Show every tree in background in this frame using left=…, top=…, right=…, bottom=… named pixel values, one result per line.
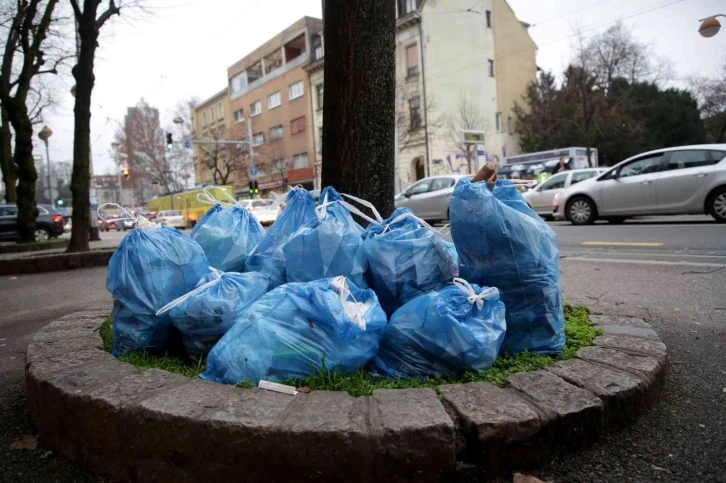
left=689, top=61, right=726, bottom=144
left=395, top=79, right=441, bottom=155
left=514, top=22, right=702, bottom=166
left=164, top=97, right=198, bottom=189
left=195, top=124, right=247, bottom=186
left=113, top=99, right=174, bottom=193
left=67, top=0, right=122, bottom=253
left=321, top=0, right=396, bottom=217
left=446, top=92, right=488, bottom=174
left=0, top=0, right=65, bottom=242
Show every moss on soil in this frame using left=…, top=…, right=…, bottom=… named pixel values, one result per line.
left=98, top=304, right=600, bottom=397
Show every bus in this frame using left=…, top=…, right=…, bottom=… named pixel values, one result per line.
left=148, top=185, right=234, bottom=228
left=499, top=147, right=599, bottom=183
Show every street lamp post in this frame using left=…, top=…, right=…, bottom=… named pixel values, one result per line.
left=699, top=14, right=724, bottom=38
left=112, top=142, right=121, bottom=204
left=172, top=116, right=184, bottom=191
left=38, top=126, right=53, bottom=205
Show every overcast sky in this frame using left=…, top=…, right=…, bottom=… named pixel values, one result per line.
left=40, top=0, right=725, bottom=175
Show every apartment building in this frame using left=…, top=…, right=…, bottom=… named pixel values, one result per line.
left=392, top=0, right=537, bottom=190
left=191, top=88, right=234, bottom=188
left=227, top=17, right=322, bottom=196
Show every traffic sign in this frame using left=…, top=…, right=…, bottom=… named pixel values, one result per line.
left=184, top=139, right=192, bottom=149
left=250, top=167, right=259, bottom=176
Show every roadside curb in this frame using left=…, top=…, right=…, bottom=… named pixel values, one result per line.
left=0, top=239, right=68, bottom=254
left=0, top=250, right=114, bottom=276
left=25, top=311, right=666, bottom=482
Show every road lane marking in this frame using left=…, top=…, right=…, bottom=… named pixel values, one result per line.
left=564, top=257, right=725, bottom=268
left=581, top=241, right=664, bottom=247
left=562, top=251, right=726, bottom=259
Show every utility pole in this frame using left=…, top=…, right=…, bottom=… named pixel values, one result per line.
left=38, top=126, right=53, bottom=204
left=246, top=116, right=254, bottom=169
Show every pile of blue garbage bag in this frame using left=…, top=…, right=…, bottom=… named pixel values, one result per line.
left=105, top=180, right=564, bottom=385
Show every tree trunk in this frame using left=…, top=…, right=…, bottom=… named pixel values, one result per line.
left=67, top=16, right=98, bottom=253
left=0, top=107, right=16, bottom=202
left=14, top=114, right=38, bottom=243
left=321, top=0, right=396, bottom=218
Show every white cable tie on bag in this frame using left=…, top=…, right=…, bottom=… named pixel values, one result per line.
left=337, top=200, right=380, bottom=225
left=155, top=268, right=224, bottom=316
left=331, top=276, right=366, bottom=330
left=315, top=193, right=334, bottom=222
left=380, top=211, right=442, bottom=237
left=340, top=193, right=383, bottom=223
left=195, top=187, right=239, bottom=209
left=452, top=278, right=499, bottom=310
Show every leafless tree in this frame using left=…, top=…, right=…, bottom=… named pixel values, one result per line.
left=258, top=139, right=287, bottom=191
left=113, top=99, right=175, bottom=194
left=689, top=60, right=726, bottom=143
left=445, top=92, right=488, bottom=174
left=395, top=79, right=442, bottom=153
left=196, top=123, right=248, bottom=186
left=163, top=97, right=198, bottom=188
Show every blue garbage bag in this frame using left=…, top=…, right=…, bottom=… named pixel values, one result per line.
left=450, top=178, right=564, bottom=355
left=371, top=279, right=507, bottom=379
left=245, top=187, right=316, bottom=288
left=106, top=223, right=210, bottom=357
left=201, top=276, right=387, bottom=385
left=158, top=270, right=270, bottom=359
left=190, top=201, right=264, bottom=272
left=362, top=207, right=459, bottom=316
left=282, top=187, right=368, bottom=288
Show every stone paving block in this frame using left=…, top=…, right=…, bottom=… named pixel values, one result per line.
left=439, top=382, right=541, bottom=445
left=593, top=334, right=666, bottom=361
left=33, top=324, right=100, bottom=342
left=370, top=388, right=455, bottom=482
left=590, top=314, right=660, bottom=340
left=547, top=358, right=649, bottom=424
left=508, top=370, right=604, bottom=439
left=26, top=336, right=103, bottom=362
left=439, top=382, right=546, bottom=475
left=577, top=346, right=663, bottom=384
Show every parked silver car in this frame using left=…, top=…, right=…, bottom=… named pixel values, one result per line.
left=523, top=168, right=605, bottom=219
left=553, top=145, right=726, bottom=224
left=394, top=174, right=471, bottom=221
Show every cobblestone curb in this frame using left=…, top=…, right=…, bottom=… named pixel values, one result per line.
left=0, top=239, right=68, bottom=254
left=0, top=250, right=114, bottom=275
left=25, top=311, right=666, bottom=482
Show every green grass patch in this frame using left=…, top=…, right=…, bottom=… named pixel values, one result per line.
left=99, top=304, right=600, bottom=396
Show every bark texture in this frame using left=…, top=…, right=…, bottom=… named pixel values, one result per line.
left=320, top=0, right=396, bottom=218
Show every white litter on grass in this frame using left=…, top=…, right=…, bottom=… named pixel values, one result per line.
left=258, top=380, right=297, bottom=395
left=8, top=277, right=17, bottom=280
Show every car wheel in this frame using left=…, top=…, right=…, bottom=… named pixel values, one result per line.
left=606, top=217, right=626, bottom=224
left=567, top=197, right=597, bottom=225
left=34, top=227, right=51, bottom=241
left=709, top=186, right=726, bottom=222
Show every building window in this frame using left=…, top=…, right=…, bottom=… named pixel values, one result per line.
left=486, top=10, right=491, bottom=28
left=273, top=158, right=286, bottom=173
left=289, top=80, right=304, bottom=100
left=270, top=125, right=283, bottom=140
left=252, top=132, right=265, bottom=146
left=409, top=97, right=421, bottom=130
left=316, top=84, right=324, bottom=110
left=495, top=112, right=502, bottom=132
left=210, top=107, right=215, bottom=122
left=230, top=73, right=245, bottom=93
left=268, top=91, right=281, bottom=109
left=292, top=153, right=309, bottom=169
left=202, top=112, right=207, bottom=126
left=488, top=59, right=494, bottom=77
left=508, top=116, right=513, bottom=134
left=290, top=116, right=306, bottom=135
left=250, top=100, right=261, bottom=116
left=218, top=102, right=224, bottom=119
left=312, top=34, right=324, bottom=60
left=399, top=0, right=418, bottom=16
left=233, top=108, right=244, bottom=123
left=406, top=44, right=419, bottom=77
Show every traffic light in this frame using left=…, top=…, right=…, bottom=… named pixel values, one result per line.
left=166, top=132, right=173, bottom=151
left=55, top=197, right=64, bottom=207
left=248, top=180, right=254, bottom=195
left=253, top=179, right=259, bottom=194
left=123, top=167, right=129, bottom=179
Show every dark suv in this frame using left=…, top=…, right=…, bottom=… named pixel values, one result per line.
left=0, top=203, right=65, bottom=241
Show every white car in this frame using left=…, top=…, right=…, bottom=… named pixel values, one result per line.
left=237, top=199, right=272, bottom=213
left=553, top=144, right=726, bottom=224
left=253, top=205, right=280, bottom=226
left=154, top=210, right=186, bottom=229
left=523, top=168, right=606, bottom=219
left=395, top=174, right=471, bottom=221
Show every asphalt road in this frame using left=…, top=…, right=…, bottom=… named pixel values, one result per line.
left=1, top=216, right=725, bottom=482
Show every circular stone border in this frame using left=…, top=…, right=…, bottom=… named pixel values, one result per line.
left=25, top=310, right=666, bottom=483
